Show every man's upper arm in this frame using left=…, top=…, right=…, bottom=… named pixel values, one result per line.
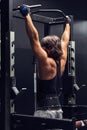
left=60, top=24, right=70, bottom=73
left=30, top=38, right=48, bottom=62
left=60, top=40, right=68, bottom=75
left=61, top=24, right=70, bottom=46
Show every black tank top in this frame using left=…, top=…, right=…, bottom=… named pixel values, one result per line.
left=37, top=63, right=62, bottom=109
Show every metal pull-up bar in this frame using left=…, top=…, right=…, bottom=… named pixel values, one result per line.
left=31, top=9, right=66, bottom=18
left=13, top=4, right=68, bottom=24
left=13, top=4, right=66, bottom=19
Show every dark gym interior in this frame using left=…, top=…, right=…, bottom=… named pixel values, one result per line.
left=0, top=0, right=87, bottom=130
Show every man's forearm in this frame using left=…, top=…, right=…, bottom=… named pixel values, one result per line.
left=25, top=14, right=39, bottom=41
left=61, top=23, right=70, bottom=44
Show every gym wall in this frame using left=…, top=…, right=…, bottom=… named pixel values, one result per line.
left=8, top=0, right=87, bottom=115
left=73, top=21, right=87, bottom=105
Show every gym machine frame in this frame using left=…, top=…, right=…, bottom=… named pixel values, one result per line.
left=1, top=1, right=86, bottom=130
left=13, top=5, right=77, bottom=130
left=13, top=6, right=75, bottom=109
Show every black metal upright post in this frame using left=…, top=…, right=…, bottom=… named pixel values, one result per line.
left=0, top=0, right=13, bottom=130
left=62, top=16, right=75, bottom=105
left=44, top=24, right=51, bottom=36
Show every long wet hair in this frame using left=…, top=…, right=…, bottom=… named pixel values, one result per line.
left=41, top=35, right=63, bottom=62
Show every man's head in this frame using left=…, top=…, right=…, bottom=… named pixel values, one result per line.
left=41, top=35, right=63, bottom=61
